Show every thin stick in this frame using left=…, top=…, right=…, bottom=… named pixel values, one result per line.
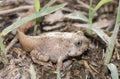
left=77, top=0, right=90, bottom=10
left=0, top=5, right=33, bottom=15
left=5, top=36, right=18, bottom=52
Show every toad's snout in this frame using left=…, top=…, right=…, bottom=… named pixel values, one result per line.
left=68, top=44, right=89, bottom=57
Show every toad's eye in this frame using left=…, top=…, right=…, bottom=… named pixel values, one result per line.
left=74, top=40, right=82, bottom=46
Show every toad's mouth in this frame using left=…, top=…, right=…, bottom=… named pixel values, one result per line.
left=68, top=51, right=83, bottom=57
left=68, top=48, right=88, bottom=57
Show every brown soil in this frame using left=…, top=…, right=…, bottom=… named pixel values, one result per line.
left=0, top=0, right=119, bottom=79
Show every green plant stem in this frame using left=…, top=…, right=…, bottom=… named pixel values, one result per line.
left=29, top=64, right=36, bottom=79
left=88, top=0, right=93, bottom=25
left=33, top=24, right=38, bottom=35
left=0, top=37, right=8, bottom=64
left=92, top=0, right=113, bottom=15
left=34, top=0, right=40, bottom=12
left=107, top=63, right=119, bottom=79
left=56, top=68, right=61, bottom=79
left=104, top=0, right=120, bottom=65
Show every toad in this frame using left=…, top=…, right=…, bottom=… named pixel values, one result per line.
left=17, top=30, right=89, bottom=69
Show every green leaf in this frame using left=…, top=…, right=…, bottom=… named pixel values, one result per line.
left=107, top=63, right=119, bottom=79
left=92, top=0, right=113, bottom=15
left=89, top=0, right=93, bottom=24
left=29, top=64, right=36, bottom=79
left=0, top=38, right=6, bottom=56
left=116, top=0, right=120, bottom=23
left=73, top=24, right=110, bottom=44
left=65, top=12, right=88, bottom=22
left=0, top=37, right=8, bottom=64
left=88, top=0, right=113, bottom=24
left=1, top=3, right=66, bottom=36
left=42, top=0, right=56, bottom=10
left=104, top=0, right=120, bottom=64
left=56, top=68, right=61, bottom=79
left=34, top=0, right=40, bottom=12
left=104, top=24, right=120, bottom=65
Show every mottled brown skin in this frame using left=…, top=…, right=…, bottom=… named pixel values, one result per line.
left=18, top=31, right=89, bottom=69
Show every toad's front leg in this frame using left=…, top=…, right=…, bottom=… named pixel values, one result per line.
left=30, top=49, right=52, bottom=66
left=57, top=55, right=68, bottom=70
left=57, top=56, right=73, bottom=78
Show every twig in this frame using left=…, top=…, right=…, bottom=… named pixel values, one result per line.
left=5, top=36, right=18, bottom=52
left=83, top=61, right=96, bottom=79
left=0, top=5, right=33, bottom=15
left=77, top=0, right=90, bottom=10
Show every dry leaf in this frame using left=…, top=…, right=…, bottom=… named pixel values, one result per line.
left=44, top=10, right=64, bottom=24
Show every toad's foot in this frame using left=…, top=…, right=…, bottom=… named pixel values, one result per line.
left=57, top=59, right=73, bottom=78
left=57, top=56, right=70, bottom=70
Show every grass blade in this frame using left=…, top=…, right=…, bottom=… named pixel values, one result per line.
left=65, top=12, right=88, bottom=22
left=0, top=37, right=8, bottom=64
left=89, top=0, right=93, bottom=24
left=56, top=68, right=61, bottom=79
left=104, top=0, right=120, bottom=65
left=73, top=24, right=110, bottom=44
left=0, top=38, right=6, bottom=56
left=89, top=0, right=113, bottom=24
left=92, top=0, right=113, bottom=15
left=34, top=0, right=40, bottom=12
left=107, top=63, right=119, bottom=79
left=42, top=0, right=56, bottom=10
left=29, top=64, right=36, bottom=79
left=1, top=3, right=66, bottom=36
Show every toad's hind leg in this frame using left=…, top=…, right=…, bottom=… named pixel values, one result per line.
left=30, top=49, right=52, bottom=66
left=30, top=49, right=50, bottom=63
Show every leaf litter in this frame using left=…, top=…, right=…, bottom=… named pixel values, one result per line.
left=0, top=0, right=120, bottom=79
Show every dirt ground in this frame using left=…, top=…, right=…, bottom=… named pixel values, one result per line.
left=0, top=0, right=120, bottom=79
